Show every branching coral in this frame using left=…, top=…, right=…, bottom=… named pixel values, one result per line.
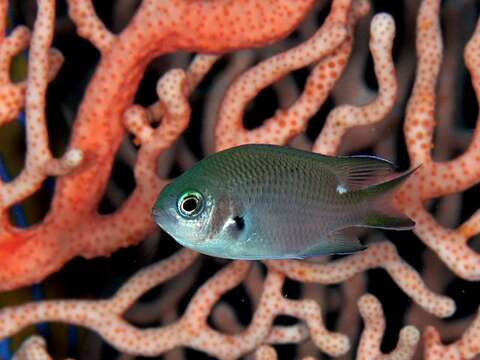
left=0, top=0, right=479, bottom=359
left=0, top=0, right=317, bottom=290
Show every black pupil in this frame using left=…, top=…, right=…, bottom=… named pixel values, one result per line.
left=182, top=197, right=198, bottom=213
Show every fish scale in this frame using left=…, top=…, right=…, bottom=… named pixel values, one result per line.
left=152, top=144, right=416, bottom=260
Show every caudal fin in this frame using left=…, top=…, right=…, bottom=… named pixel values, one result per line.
left=359, top=166, right=419, bottom=230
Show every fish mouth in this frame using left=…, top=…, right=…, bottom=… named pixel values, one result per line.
left=151, top=207, right=177, bottom=235
left=151, top=207, right=165, bottom=224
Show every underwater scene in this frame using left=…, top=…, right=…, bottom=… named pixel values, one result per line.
left=0, top=0, right=479, bottom=359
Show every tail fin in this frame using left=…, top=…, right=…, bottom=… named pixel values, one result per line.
left=358, top=166, right=419, bottom=230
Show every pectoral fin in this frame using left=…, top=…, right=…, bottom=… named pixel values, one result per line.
left=296, top=230, right=366, bottom=258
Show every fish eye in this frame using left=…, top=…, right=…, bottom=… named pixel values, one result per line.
left=177, top=191, right=204, bottom=218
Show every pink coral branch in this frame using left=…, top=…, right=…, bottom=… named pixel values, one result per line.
left=458, top=209, right=480, bottom=240
left=0, top=26, right=32, bottom=125
left=202, top=51, right=255, bottom=155
left=0, top=0, right=83, bottom=208
left=357, top=294, right=420, bottom=359
left=0, top=0, right=479, bottom=358
left=148, top=54, right=221, bottom=123
left=255, top=345, right=278, bottom=360
left=403, top=0, right=442, bottom=166
left=67, top=0, right=115, bottom=52
left=0, top=253, right=347, bottom=358
left=0, top=27, right=63, bottom=126
left=424, top=308, right=480, bottom=359
left=394, top=0, right=480, bottom=281
left=12, top=335, right=54, bottom=360
left=0, top=0, right=317, bottom=291
left=214, top=0, right=356, bottom=150
left=81, top=69, right=191, bottom=258
left=265, top=242, right=455, bottom=318
left=314, top=13, right=397, bottom=155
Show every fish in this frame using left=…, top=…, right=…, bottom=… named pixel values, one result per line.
left=151, top=144, right=416, bottom=260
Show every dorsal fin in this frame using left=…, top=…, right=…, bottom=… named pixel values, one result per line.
left=328, top=155, right=397, bottom=191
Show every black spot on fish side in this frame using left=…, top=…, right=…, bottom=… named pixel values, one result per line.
left=233, top=216, right=245, bottom=231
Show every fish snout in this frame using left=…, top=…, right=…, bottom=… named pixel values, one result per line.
left=151, top=206, right=167, bottom=225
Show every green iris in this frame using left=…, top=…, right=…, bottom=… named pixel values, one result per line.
left=177, top=191, right=204, bottom=218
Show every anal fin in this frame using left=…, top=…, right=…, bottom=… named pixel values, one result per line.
left=364, top=212, right=415, bottom=230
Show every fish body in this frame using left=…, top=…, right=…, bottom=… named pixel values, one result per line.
left=152, top=144, right=415, bottom=260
